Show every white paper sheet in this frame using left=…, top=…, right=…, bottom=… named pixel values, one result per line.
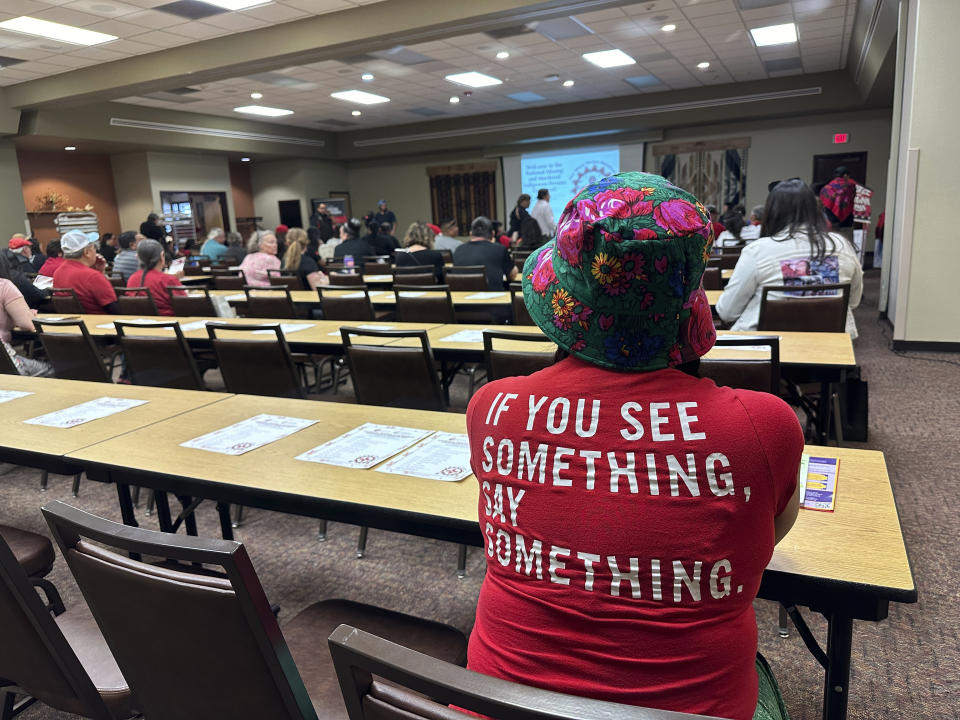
left=364, top=274, right=392, bottom=282
left=251, top=323, right=314, bottom=335
left=0, top=390, right=32, bottom=404
left=180, top=414, right=317, bottom=455
left=295, top=423, right=433, bottom=469
left=95, top=318, right=166, bottom=329
left=397, top=291, right=427, bottom=298
left=24, top=397, right=149, bottom=428
left=175, top=320, right=210, bottom=332
left=375, top=431, right=472, bottom=482
left=33, top=275, right=54, bottom=289
left=225, top=293, right=246, bottom=301
left=166, top=258, right=186, bottom=275
left=328, top=324, right=395, bottom=336
left=463, top=292, right=505, bottom=300
left=437, top=329, right=489, bottom=344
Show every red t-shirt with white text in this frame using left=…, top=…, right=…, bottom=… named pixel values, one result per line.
left=465, top=357, right=803, bottom=720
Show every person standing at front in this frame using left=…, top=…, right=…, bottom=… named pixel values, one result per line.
left=529, top=187, right=557, bottom=238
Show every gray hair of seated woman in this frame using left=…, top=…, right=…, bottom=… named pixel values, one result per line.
left=136, top=238, right=165, bottom=270
left=247, top=229, right=276, bottom=253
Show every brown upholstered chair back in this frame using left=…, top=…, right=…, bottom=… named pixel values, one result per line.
left=41, top=501, right=319, bottom=720
left=393, top=265, right=434, bottom=275
left=34, top=319, right=112, bottom=382
left=51, top=288, right=85, bottom=315
left=0, top=527, right=116, bottom=720
left=482, top=330, right=554, bottom=381
left=207, top=323, right=306, bottom=398
left=319, top=288, right=376, bottom=321
left=116, top=287, right=159, bottom=316
left=699, top=336, right=780, bottom=395
left=393, top=266, right=436, bottom=286
left=701, top=267, right=722, bottom=291
left=341, top=328, right=444, bottom=411
left=115, top=321, right=205, bottom=390
left=108, top=275, right=125, bottom=289
left=244, top=286, right=298, bottom=319
left=267, top=270, right=304, bottom=291
left=328, top=625, right=719, bottom=720
left=363, top=255, right=391, bottom=267
left=508, top=283, right=534, bottom=325
left=0, top=341, right=19, bottom=374
left=394, top=286, right=455, bottom=323
left=438, top=249, right=453, bottom=264
left=512, top=250, right=532, bottom=272
left=214, top=275, right=246, bottom=290
left=443, top=267, right=487, bottom=292
left=758, top=283, right=850, bottom=333
left=167, top=286, right=218, bottom=317
left=328, top=273, right=365, bottom=287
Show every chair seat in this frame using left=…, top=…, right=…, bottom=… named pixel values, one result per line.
left=284, top=598, right=468, bottom=719
left=0, top=524, right=55, bottom=577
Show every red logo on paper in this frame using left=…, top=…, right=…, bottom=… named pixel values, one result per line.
left=354, top=455, right=375, bottom=465
left=231, top=442, right=253, bottom=451
left=441, top=466, right=464, bottom=477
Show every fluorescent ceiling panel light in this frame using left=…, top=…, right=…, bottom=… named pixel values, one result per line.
left=330, top=89, right=390, bottom=105
left=0, top=16, right=117, bottom=46
left=233, top=105, right=294, bottom=117
left=582, top=49, right=636, bottom=68
left=199, top=0, right=271, bottom=9
left=625, top=74, right=662, bottom=88
left=750, top=23, right=797, bottom=47
left=445, top=71, right=502, bottom=88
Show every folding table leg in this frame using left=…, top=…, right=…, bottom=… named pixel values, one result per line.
left=116, top=483, right=139, bottom=529
left=356, top=527, right=368, bottom=558
left=456, top=544, right=467, bottom=578
left=216, top=502, right=234, bottom=541
left=71, top=473, right=81, bottom=497
left=822, top=613, right=853, bottom=720
left=778, top=604, right=790, bottom=637
left=39, top=470, right=48, bottom=491
left=317, top=519, right=328, bottom=541
left=153, top=491, right=174, bottom=533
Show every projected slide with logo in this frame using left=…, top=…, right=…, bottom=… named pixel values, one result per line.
left=521, top=147, right=620, bottom=222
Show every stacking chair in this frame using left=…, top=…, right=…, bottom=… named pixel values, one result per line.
left=482, top=329, right=554, bottom=381
left=393, top=285, right=455, bottom=323
left=50, top=288, right=84, bottom=315
left=512, top=249, right=533, bottom=272
left=362, top=255, right=392, bottom=267
left=0, top=524, right=64, bottom=615
left=267, top=270, right=304, bottom=291
left=702, top=267, right=722, bottom=291
left=437, top=249, right=453, bottom=264
left=107, top=274, right=125, bottom=290
left=0, top=343, right=19, bottom=374
left=115, top=287, right=159, bottom=316
left=214, top=274, right=246, bottom=291
left=0, top=525, right=134, bottom=720
left=328, top=625, right=716, bottom=720
left=41, top=501, right=469, bottom=720
left=244, top=285, right=298, bottom=319
left=318, top=287, right=376, bottom=321
left=699, top=336, right=781, bottom=395
left=208, top=323, right=306, bottom=399
left=444, top=266, right=488, bottom=292
left=33, top=318, right=112, bottom=383
left=393, top=265, right=437, bottom=286
left=115, top=320, right=206, bottom=390
left=327, top=273, right=365, bottom=287
left=758, top=283, right=851, bottom=333
left=509, top=283, right=534, bottom=325
left=167, top=285, right=218, bottom=317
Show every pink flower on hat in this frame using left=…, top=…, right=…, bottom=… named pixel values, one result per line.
left=653, top=198, right=707, bottom=236
left=633, top=227, right=658, bottom=241
left=556, top=213, right=585, bottom=266
left=680, top=288, right=717, bottom=359
left=594, top=187, right=655, bottom=219
left=530, top=247, right=557, bottom=294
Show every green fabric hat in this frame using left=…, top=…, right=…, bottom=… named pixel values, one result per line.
left=522, top=171, right=716, bottom=371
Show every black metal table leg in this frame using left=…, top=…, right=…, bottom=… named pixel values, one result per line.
left=822, top=613, right=853, bottom=720
left=216, top=502, right=234, bottom=540
left=153, top=491, right=174, bottom=533
left=116, top=483, right=139, bottom=528
left=176, top=494, right=199, bottom=536
left=817, top=380, right=832, bottom=445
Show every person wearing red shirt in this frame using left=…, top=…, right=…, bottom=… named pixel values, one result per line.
left=38, top=239, right=65, bottom=277
left=126, top=238, right=185, bottom=316
left=465, top=172, right=801, bottom=720
left=52, top=230, right=119, bottom=314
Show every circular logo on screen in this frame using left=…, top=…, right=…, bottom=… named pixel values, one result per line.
left=569, top=161, right=618, bottom=194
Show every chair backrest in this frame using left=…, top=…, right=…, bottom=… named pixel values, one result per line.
left=51, top=288, right=85, bottom=315
left=42, top=501, right=319, bottom=720
left=393, top=265, right=436, bottom=286
left=34, top=319, right=112, bottom=382
left=167, top=286, right=218, bottom=317
left=244, top=286, right=297, bottom=319
left=699, top=336, right=780, bottom=395
left=701, top=267, right=722, bottom=291
left=214, top=274, right=246, bottom=290
left=482, top=330, right=554, bottom=381
left=758, top=283, right=851, bottom=333
left=328, top=272, right=365, bottom=287
left=115, top=320, right=205, bottom=390
left=328, top=625, right=718, bottom=720
left=512, top=250, right=532, bottom=272
left=207, top=323, right=306, bottom=399
left=438, top=249, right=453, bottom=263
left=444, top=266, right=487, bottom=292
left=709, top=254, right=738, bottom=270
left=319, top=287, right=376, bottom=321
left=116, top=286, right=159, bottom=316
left=362, top=255, right=391, bottom=266
left=393, top=265, right=434, bottom=275
left=0, top=341, right=19, bottom=374
left=107, top=274, right=125, bottom=289
left=341, top=328, right=444, bottom=411
left=267, top=270, right=304, bottom=291
left=394, top=285, right=455, bottom=323
left=508, top=283, right=534, bottom=325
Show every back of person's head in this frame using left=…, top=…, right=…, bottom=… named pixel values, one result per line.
left=403, top=222, right=434, bottom=249
left=440, top=218, right=457, bottom=234
left=761, top=178, right=833, bottom=259
left=136, top=238, right=164, bottom=271
left=470, top=216, right=493, bottom=239
left=46, top=239, right=62, bottom=258
left=102, top=233, right=113, bottom=242
left=147, top=212, right=159, bottom=223
left=227, top=230, right=243, bottom=247
left=706, top=204, right=719, bottom=219
left=207, top=227, right=224, bottom=242
left=306, top=226, right=320, bottom=248
left=379, top=221, right=393, bottom=234
left=247, top=229, right=274, bottom=253
left=282, top=228, right=307, bottom=270
left=343, top=217, right=363, bottom=240
left=520, top=216, right=543, bottom=246
left=834, top=165, right=849, bottom=177
left=517, top=193, right=531, bottom=206
left=118, top=230, right=137, bottom=250
left=723, top=212, right=746, bottom=239
left=750, top=204, right=764, bottom=223
left=537, top=188, right=549, bottom=200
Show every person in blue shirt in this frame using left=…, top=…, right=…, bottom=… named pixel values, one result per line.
left=199, top=228, right=228, bottom=261
left=373, top=200, right=397, bottom=235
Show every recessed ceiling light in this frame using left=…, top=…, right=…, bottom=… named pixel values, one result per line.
left=562, top=79, right=575, bottom=87
left=750, top=22, right=798, bottom=47
left=697, top=61, right=711, bottom=70
left=233, top=105, right=294, bottom=117
left=361, top=72, right=374, bottom=81
left=0, top=16, right=117, bottom=46
left=445, top=71, right=502, bottom=88
left=250, top=91, right=263, bottom=99
left=496, top=51, right=510, bottom=59
left=198, top=0, right=272, bottom=9
left=330, top=89, right=390, bottom=105
left=240, top=157, right=251, bottom=162
left=64, top=146, right=76, bottom=151
left=661, top=24, right=676, bottom=32
left=582, top=49, right=636, bottom=69
left=449, top=96, right=460, bottom=104
left=351, top=110, right=362, bottom=116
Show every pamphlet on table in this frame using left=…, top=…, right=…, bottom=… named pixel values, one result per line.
left=295, top=423, right=433, bottom=469
left=799, top=454, right=839, bottom=511
left=180, top=414, right=316, bottom=455
left=24, top=397, right=148, bottom=428
left=376, top=431, right=472, bottom=482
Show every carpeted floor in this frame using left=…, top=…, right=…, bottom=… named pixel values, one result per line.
left=2, top=270, right=957, bottom=719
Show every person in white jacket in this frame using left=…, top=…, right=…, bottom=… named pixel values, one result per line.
left=716, top=179, right=863, bottom=337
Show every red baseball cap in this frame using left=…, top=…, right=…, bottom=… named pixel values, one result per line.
left=8, top=237, right=31, bottom=250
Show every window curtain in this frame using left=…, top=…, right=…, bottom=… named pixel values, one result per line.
left=427, top=162, right=498, bottom=229
left=652, top=138, right=750, bottom=209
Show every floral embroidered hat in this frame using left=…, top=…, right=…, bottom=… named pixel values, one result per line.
left=522, top=171, right=716, bottom=371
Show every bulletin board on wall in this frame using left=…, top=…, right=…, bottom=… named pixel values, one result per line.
left=653, top=137, right=750, bottom=210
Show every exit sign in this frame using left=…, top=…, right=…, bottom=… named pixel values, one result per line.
left=833, top=132, right=849, bottom=144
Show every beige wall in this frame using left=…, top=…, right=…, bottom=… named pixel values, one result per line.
left=147, top=152, right=236, bottom=232
left=110, top=153, right=152, bottom=232
left=0, top=140, right=27, bottom=235
left=250, top=158, right=347, bottom=230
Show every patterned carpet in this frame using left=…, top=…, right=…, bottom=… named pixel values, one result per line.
left=2, top=270, right=957, bottom=719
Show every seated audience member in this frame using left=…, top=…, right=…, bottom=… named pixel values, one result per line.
left=333, top=218, right=375, bottom=264
left=452, top=216, right=518, bottom=290
left=371, top=221, right=399, bottom=256
left=716, top=212, right=746, bottom=248
left=282, top=227, right=328, bottom=290
left=433, top=218, right=461, bottom=252
left=465, top=171, right=801, bottom=720
left=112, top=231, right=142, bottom=281
left=716, top=178, right=863, bottom=337
left=139, top=212, right=165, bottom=243
left=394, top=222, right=444, bottom=281
left=0, top=252, right=52, bottom=376
left=706, top=203, right=725, bottom=239
left=518, top=215, right=546, bottom=250
left=491, top=220, right=512, bottom=248
left=52, top=230, right=120, bottom=314
left=126, top=238, right=185, bottom=316
left=199, top=227, right=228, bottom=262
left=221, top=231, right=247, bottom=265
left=359, top=216, right=380, bottom=248
left=38, top=240, right=65, bottom=277
left=304, top=227, right=322, bottom=266
left=239, top=230, right=281, bottom=287
left=6, top=236, right=35, bottom=273
left=29, top=237, right=47, bottom=272
left=740, top=205, right=764, bottom=241
left=274, top=224, right=289, bottom=258
left=2, top=243, right=48, bottom=309
left=98, top=233, right=117, bottom=264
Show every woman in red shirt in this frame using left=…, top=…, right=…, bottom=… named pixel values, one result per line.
left=126, top=238, right=185, bottom=316
left=465, top=172, right=801, bottom=720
